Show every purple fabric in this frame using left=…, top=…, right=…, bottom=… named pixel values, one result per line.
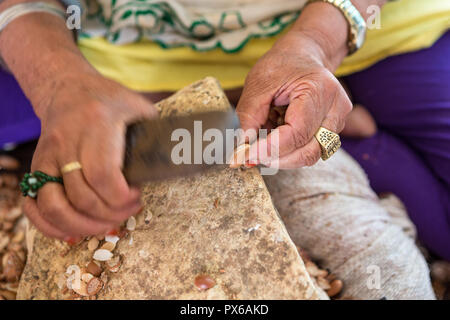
left=343, top=31, right=450, bottom=260
left=0, top=70, right=40, bottom=148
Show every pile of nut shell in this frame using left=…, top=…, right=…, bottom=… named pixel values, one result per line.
left=57, top=215, right=138, bottom=299
left=0, top=155, right=27, bottom=300
left=296, top=246, right=344, bottom=299
left=58, top=233, right=126, bottom=300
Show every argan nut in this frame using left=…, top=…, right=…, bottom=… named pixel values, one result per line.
left=126, top=216, right=136, bottom=231
left=4, top=282, right=18, bottom=293
left=86, top=261, right=103, bottom=277
left=1, top=174, right=18, bottom=189
left=305, top=261, right=328, bottom=278
left=325, top=273, right=337, bottom=282
left=268, top=108, right=279, bottom=124
left=0, top=234, right=9, bottom=252
left=11, top=231, right=24, bottom=243
left=0, top=289, right=16, bottom=300
left=93, top=249, right=113, bottom=261
left=87, top=237, right=99, bottom=251
left=144, top=209, right=153, bottom=224
left=2, top=251, right=24, bottom=282
left=71, top=280, right=88, bottom=296
left=229, top=144, right=250, bottom=168
left=0, top=189, right=17, bottom=207
left=81, top=273, right=94, bottom=283
left=194, top=275, right=216, bottom=291
left=105, top=235, right=119, bottom=244
left=100, top=241, right=115, bottom=252
left=273, top=105, right=287, bottom=116
left=106, top=255, right=121, bottom=273
left=0, top=155, right=20, bottom=170
left=2, top=221, right=13, bottom=232
left=326, top=279, right=343, bottom=298
left=15, top=250, right=25, bottom=262
left=55, top=273, right=66, bottom=290
left=316, top=277, right=331, bottom=290
left=87, top=277, right=103, bottom=296
left=5, top=206, right=22, bottom=222
left=276, top=116, right=285, bottom=126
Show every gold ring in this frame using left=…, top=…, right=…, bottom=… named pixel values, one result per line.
left=314, top=127, right=341, bottom=161
left=61, top=161, right=82, bottom=174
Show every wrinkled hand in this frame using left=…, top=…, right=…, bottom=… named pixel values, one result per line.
left=237, top=31, right=352, bottom=168
left=24, top=72, right=158, bottom=241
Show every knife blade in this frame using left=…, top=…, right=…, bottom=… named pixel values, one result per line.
left=123, top=109, right=240, bottom=185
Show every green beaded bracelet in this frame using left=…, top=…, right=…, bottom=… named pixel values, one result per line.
left=19, top=171, right=63, bottom=198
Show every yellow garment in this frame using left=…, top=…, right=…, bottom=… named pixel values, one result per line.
left=79, top=0, right=450, bottom=92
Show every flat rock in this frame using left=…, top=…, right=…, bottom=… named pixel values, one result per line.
left=17, top=77, right=324, bottom=300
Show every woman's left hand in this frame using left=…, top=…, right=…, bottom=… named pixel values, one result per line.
left=236, top=30, right=352, bottom=169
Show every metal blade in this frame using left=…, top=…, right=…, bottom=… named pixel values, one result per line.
left=123, top=109, right=240, bottom=185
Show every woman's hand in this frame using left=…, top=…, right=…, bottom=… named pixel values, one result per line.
left=236, top=0, right=387, bottom=168
left=237, top=30, right=352, bottom=169
left=0, top=3, right=158, bottom=241
left=23, top=72, right=158, bottom=241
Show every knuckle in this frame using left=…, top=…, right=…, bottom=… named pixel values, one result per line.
left=291, top=125, right=312, bottom=149
left=75, top=195, right=98, bottom=213
left=245, top=63, right=276, bottom=90
left=84, top=102, right=109, bottom=124
left=45, top=129, right=65, bottom=150
left=84, top=167, right=130, bottom=209
left=42, top=202, right=64, bottom=220
left=84, top=167, right=107, bottom=191
left=325, top=115, right=341, bottom=132
left=297, top=79, right=319, bottom=100
left=299, top=148, right=320, bottom=167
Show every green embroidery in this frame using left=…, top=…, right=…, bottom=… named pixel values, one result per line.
left=189, top=20, right=215, bottom=39
left=81, top=1, right=302, bottom=53
left=219, top=11, right=246, bottom=31
left=121, top=10, right=133, bottom=20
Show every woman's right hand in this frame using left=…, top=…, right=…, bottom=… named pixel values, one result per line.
left=23, top=71, right=158, bottom=242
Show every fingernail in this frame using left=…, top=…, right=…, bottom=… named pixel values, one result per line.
left=64, top=236, right=77, bottom=246
left=244, top=161, right=258, bottom=168
left=106, top=229, right=119, bottom=236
